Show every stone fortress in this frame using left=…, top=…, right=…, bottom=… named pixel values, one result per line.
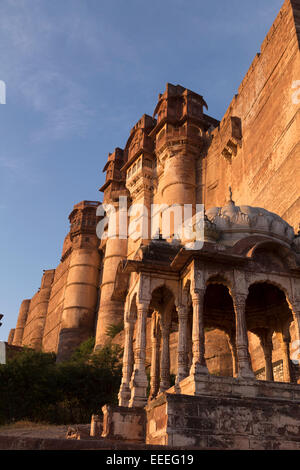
left=7, top=0, right=300, bottom=450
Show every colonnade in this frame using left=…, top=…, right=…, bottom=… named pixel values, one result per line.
left=119, top=287, right=268, bottom=407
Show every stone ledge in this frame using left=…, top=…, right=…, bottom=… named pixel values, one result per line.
left=146, top=391, right=300, bottom=449
left=167, top=373, right=300, bottom=401
left=102, top=405, right=146, bottom=442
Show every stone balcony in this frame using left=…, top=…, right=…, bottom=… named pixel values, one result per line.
left=125, top=154, right=155, bottom=196
left=155, top=123, right=204, bottom=153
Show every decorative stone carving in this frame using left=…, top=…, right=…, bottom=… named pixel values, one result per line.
left=149, top=312, right=161, bottom=401
left=118, top=312, right=135, bottom=407
left=129, top=302, right=149, bottom=407
left=159, top=320, right=171, bottom=393
left=232, top=293, right=255, bottom=380
left=206, top=192, right=295, bottom=245
left=190, top=289, right=208, bottom=376
left=176, top=305, right=190, bottom=383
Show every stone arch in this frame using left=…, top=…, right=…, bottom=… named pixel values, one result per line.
left=246, top=240, right=297, bottom=270
left=182, top=279, right=192, bottom=307
left=205, top=273, right=233, bottom=292
left=246, top=277, right=293, bottom=309
left=146, top=284, right=178, bottom=397
left=127, top=293, right=137, bottom=322
left=245, top=281, right=295, bottom=383
left=149, top=284, right=176, bottom=323
left=182, top=275, right=191, bottom=294
left=203, top=279, right=236, bottom=377
left=149, top=278, right=179, bottom=307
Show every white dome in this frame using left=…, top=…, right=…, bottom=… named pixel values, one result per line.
left=206, top=198, right=295, bottom=245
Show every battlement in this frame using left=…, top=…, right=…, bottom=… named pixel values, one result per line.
left=71, top=200, right=100, bottom=211
left=153, top=82, right=208, bottom=130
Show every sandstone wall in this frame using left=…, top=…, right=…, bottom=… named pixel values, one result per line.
left=42, top=256, right=71, bottom=352
left=12, top=299, right=30, bottom=347
left=22, top=269, right=55, bottom=349
left=56, top=236, right=101, bottom=362
left=203, top=0, right=300, bottom=231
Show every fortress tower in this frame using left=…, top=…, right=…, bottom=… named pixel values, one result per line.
left=94, top=148, right=128, bottom=348
left=56, top=201, right=101, bottom=361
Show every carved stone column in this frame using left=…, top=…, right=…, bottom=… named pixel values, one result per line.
left=190, top=290, right=208, bottom=375
left=187, top=316, right=193, bottom=370
left=118, top=312, right=135, bottom=407
left=159, top=321, right=171, bottom=393
left=259, top=331, right=274, bottom=382
left=280, top=336, right=292, bottom=383
left=233, top=293, right=255, bottom=379
left=225, top=329, right=238, bottom=378
left=149, top=312, right=161, bottom=401
left=129, top=302, right=149, bottom=407
left=176, top=305, right=189, bottom=383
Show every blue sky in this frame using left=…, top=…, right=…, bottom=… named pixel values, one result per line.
left=0, top=0, right=284, bottom=340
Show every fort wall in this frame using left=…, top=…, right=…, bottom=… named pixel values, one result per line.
left=204, top=0, right=300, bottom=230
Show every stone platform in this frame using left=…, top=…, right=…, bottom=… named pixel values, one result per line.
left=102, top=375, right=300, bottom=450
left=146, top=392, right=300, bottom=450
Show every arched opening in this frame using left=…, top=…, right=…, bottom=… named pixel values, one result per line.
left=203, top=282, right=237, bottom=377
left=246, top=283, right=295, bottom=383
left=148, top=285, right=177, bottom=401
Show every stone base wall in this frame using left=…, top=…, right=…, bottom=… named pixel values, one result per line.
left=101, top=405, right=146, bottom=442
left=146, top=391, right=300, bottom=450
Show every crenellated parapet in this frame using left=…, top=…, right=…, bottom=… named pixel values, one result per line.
left=151, top=83, right=218, bottom=157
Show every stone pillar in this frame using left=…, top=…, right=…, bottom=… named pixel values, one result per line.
left=225, top=329, right=238, bottom=378
left=12, top=299, right=31, bottom=347
left=118, top=312, right=135, bottom=406
left=232, top=293, right=255, bottom=379
left=129, top=302, right=149, bottom=407
left=176, top=305, right=189, bottom=383
left=159, top=321, right=171, bottom=393
left=187, top=315, right=193, bottom=370
left=259, top=332, right=274, bottom=382
left=190, top=290, right=208, bottom=376
left=90, top=414, right=101, bottom=437
left=280, top=334, right=292, bottom=383
left=149, top=312, right=161, bottom=401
